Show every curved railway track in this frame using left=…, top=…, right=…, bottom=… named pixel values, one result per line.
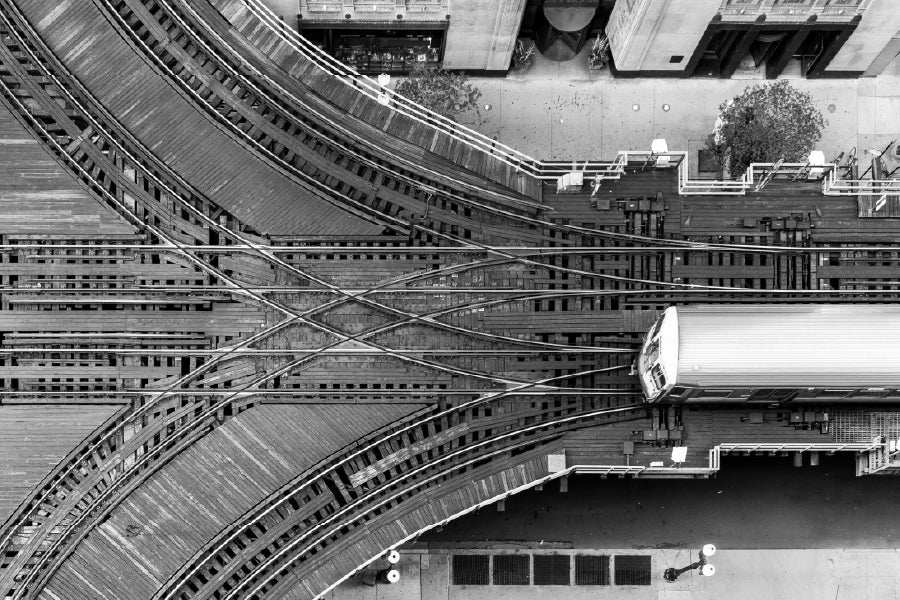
left=0, top=9, right=641, bottom=595
left=0, top=1, right=898, bottom=599
left=159, top=401, right=644, bottom=600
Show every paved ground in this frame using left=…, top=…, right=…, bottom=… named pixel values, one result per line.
left=330, top=548, right=900, bottom=600
left=460, top=48, right=900, bottom=164
left=263, top=0, right=900, bottom=165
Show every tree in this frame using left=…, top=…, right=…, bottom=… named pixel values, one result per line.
left=705, top=80, right=826, bottom=176
left=393, top=64, right=482, bottom=122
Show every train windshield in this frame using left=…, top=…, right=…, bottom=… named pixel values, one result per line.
left=638, top=307, right=678, bottom=401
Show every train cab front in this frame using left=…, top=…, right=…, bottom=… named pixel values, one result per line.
left=637, top=307, right=679, bottom=402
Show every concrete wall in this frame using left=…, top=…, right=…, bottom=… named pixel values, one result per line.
left=259, top=0, right=297, bottom=21
left=442, top=0, right=526, bottom=71
left=606, top=0, right=719, bottom=72
left=827, top=0, right=900, bottom=73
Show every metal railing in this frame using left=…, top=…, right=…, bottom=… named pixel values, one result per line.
left=237, top=3, right=899, bottom=195
left=718, top=0, right=870, bottom=19
left=326, top=435, right=888, bottom=599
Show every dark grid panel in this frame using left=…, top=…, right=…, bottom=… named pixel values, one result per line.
left=533, top=554, right=571, bottom=585
left=614, top=555, right=652, bottom=586
left=492, top=554, right=530, bottom=585
left=574, top=554, right=610, bottom=585
left=452, top=555, right=489, bottom=585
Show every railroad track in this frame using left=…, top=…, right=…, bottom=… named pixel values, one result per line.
left=0, top=18, right=645, bottom=595
left=0, top=2, right=899, bottom=599
left=144, top=381, right=643, bottom=600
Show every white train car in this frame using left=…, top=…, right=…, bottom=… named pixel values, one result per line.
left=638, top=304, right=900, bottom=404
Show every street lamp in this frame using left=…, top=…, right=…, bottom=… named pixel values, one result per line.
left=664, top=544, right=716, bottom=582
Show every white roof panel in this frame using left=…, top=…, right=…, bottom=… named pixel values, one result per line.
left=674, top=304, right=900, bottom=388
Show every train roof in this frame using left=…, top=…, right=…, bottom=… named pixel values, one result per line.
left=670, top=304, right=900, bottom=389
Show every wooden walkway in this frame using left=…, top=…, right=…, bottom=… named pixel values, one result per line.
left=38, top=403, right=422, bottom=600
left=0, top=405, right=124, bottom=525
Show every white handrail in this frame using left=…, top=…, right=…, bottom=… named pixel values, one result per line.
left=230, top=2, right=900, bottom=196
left=242, top=0, right=544, bottom=176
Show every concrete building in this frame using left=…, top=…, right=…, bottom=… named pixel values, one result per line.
left=284, top=0, right=900, bottom=77
left=607, top=0, right=900, bottom=78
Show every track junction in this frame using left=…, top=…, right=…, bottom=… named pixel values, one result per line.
left=0, top=1, right=899, bottom=599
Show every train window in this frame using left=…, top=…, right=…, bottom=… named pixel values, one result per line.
left=697, top=389, right=733, bottom=398
left=650, top=365, right=666, bottom=389
left=817, top=389, right=851, bottom=399
left=748, top=389, right=798, bottom=402
left=641, top=338, right=660, bottom=370
left=668, top=387, right=687, bottom=397
left=646, top=318, right=662, bottom=340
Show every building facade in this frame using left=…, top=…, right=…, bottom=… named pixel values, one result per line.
left=607, top=0, right=900, bottom=78
left=287, top=0, right=900, bottom=76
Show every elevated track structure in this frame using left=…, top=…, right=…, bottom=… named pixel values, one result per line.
left=0, top=1, right=898, bottom=600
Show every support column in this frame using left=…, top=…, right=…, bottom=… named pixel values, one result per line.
left=683, top=14, right=721, bottom=77
left=720, top=15, right=766, bottom=78
left=806, top=16, right=863, bottom=78
left=766, top=16, right=815, bottom=79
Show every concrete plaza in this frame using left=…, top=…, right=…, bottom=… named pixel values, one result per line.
left=461, top=48, right=900, bottom=166
left=331, top=548, right=900, bottom=600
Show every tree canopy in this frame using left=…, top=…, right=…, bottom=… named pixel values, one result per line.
left=706, top=80, right=826, bottom=175
left=393, top=64, right=482, bottom=122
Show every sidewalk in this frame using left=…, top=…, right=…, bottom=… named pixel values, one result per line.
left=330, top=548, right=900, bottom=600
left=460, top=48, right=900, bottom=165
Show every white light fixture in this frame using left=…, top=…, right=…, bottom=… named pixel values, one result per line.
left=662, top=104, right=671, bottom=112
left=665, top=543, right=718, bottom=582
left=632, top=103, right=640, bottom=111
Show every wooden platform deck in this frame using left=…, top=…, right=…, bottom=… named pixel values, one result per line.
left=562, top=408, right=837, bottom=470
left=0, top=404, right=124, bottom=525
left=39, top=403, right=423, bottom=600
left=0, top=108, right=135, bottom=236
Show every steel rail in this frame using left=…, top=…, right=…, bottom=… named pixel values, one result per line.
left=103, top=0, right=860, bottom=252
left=0, top=66, right=641, bottom=595
left=220, top=403, right=644, bottom=600
left=0, top=13, right=374, bottom=593
left=152, top=366, right=640, bottom=600
left=249, top=408, right=630, bottom=600
left=0, top=0, right=597, bottom=380
left=15, top=349, right=631, bottom=600
left=92, top=0, right=413, bottom=236
left=140, top=0, right=544, bottom=213
left=0, top=2, right=892, bottom=596
left=237, top=0, right=553, bottom=177
left=0, top=389, right=634, bottom=399
left=1, top=243, right=899, bottom=254
left=2, top=0, right=663, bottom=358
